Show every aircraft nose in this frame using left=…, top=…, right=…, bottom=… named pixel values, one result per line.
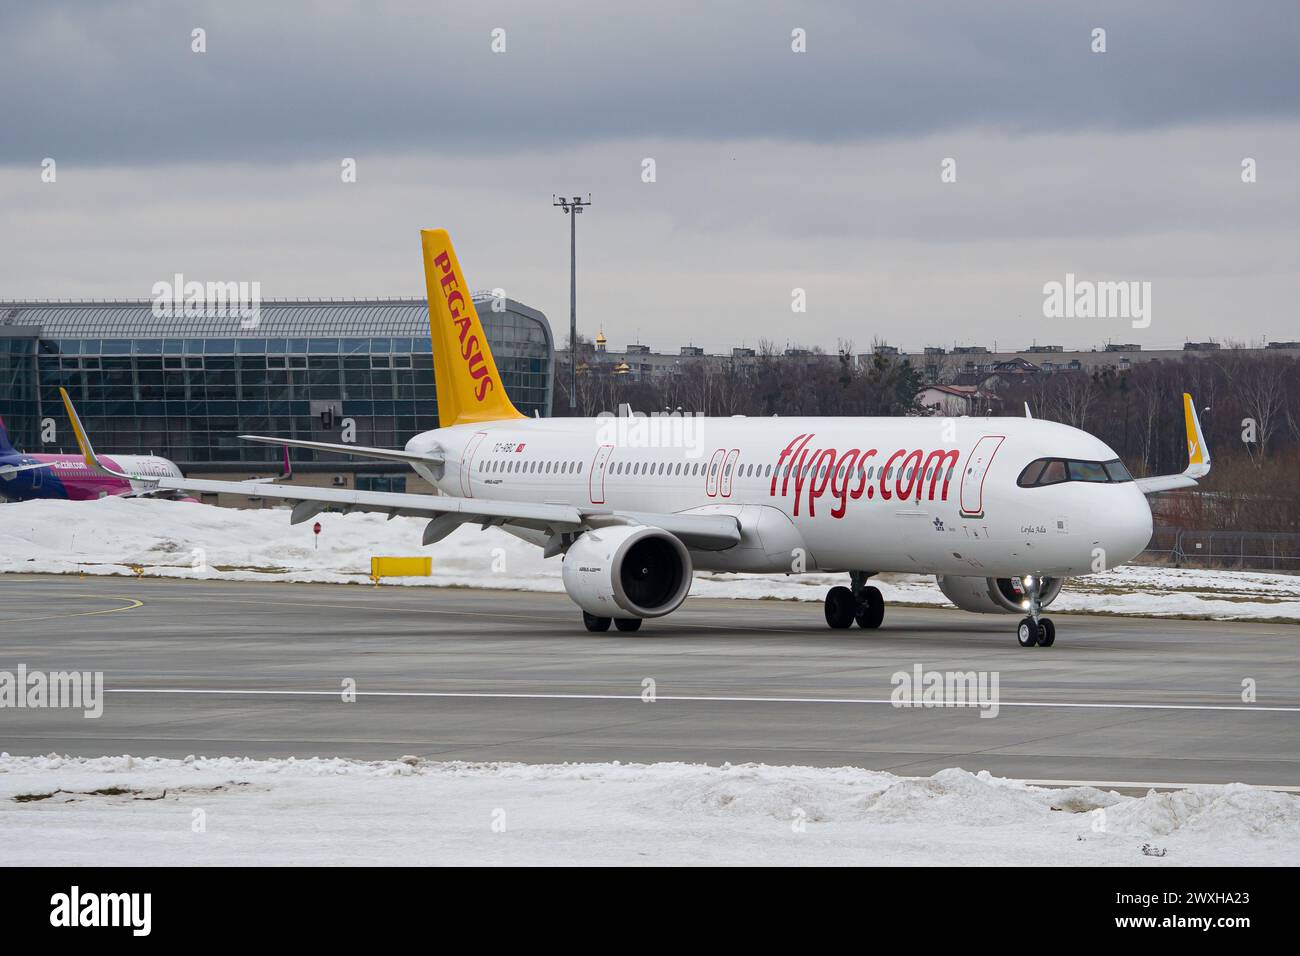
left=1095, top=486, right=1153, bottom=568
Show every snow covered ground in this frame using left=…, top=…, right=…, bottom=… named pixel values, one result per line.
left=4, top=499, right=1297, bottom=865
left=2, top=497, right=1297, bottom=621
left=1, top=754, right=1296, bottom=866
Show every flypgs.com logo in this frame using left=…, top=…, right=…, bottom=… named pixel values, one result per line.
left=770, top=434, right=961, bottom=518
left=431, top=249, right=495, bottom=402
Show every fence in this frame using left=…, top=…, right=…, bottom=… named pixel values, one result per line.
left=1141, top=527, right=1300, bottom=572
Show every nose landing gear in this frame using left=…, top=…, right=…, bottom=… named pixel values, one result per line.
left=824, top=571, right=884, bottom=630
left=1015, top=574, right=1055, bottom=647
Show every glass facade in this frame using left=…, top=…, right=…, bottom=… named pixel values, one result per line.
left=0, top=329, right=40, bottom=450
left=0, top=298, right=553, bottom=466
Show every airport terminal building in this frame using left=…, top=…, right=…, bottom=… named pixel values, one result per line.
left=0, top=296, right=554, bottom=492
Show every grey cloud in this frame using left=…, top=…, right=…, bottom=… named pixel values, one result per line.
left=3, top=1, right=1298, bottom=164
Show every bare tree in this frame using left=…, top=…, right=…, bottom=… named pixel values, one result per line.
left=1237, top=356, right=1288, bottom=461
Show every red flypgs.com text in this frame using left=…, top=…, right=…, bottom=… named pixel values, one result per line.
left=769, top=434, right=961, bottom=518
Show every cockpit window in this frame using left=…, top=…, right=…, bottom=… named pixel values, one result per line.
left=1103, top=460, right=1132, bottom=482
left=1067, top=460, right=1109, bottom=483
left=1038, top=460, right=1068, bottom=485
left=1018, top=457, right=1132, bottom=487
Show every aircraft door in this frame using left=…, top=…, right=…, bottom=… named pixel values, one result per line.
left=589, top=444, right=613, bottom=504
left=960, top=435, right=1005, bottom=518
left=459, top=432, right=488, bottom=496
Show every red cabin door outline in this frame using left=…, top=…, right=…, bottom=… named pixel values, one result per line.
left=960, top=435, right=1004, bottom=518
left=704, top=448, right=725, bottom=497
left=719, top=448, right=740, bottom=497
left=459, top=432, right=488, bottom=496
left=589, top=444, right=613, bottom=504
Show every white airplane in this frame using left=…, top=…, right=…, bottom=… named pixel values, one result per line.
left=60, top=229, right=1211, bottom=647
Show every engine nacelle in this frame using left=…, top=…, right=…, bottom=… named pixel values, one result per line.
left=562, top=525, right=693, bottom=619
left=936, top=575, right=1064, bottom=614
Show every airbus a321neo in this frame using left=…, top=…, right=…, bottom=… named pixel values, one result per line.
left=59, top=229, right=1210, bottom=646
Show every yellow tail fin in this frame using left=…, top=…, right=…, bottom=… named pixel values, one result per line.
left=420, top=229, right=525, bottom=427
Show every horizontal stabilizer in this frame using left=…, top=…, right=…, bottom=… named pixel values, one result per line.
left=240, top=434, right=442, bottom=467
left=0, top=461, right=54, bottom=479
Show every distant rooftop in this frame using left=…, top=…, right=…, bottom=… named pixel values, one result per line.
left=0, top=294, right=549, bottom=340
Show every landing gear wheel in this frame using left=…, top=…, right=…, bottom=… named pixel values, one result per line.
left=1016, top=617, right=1040, bottom=647
left=855, top=586, right=884, bottom=629
left=1038, top=618, right=1055, bottom=647
left=583, top=611, right=612, bottom=632
left=824, top=586, right=856, bottom=629
left=614, top=618, right=643, bottom=633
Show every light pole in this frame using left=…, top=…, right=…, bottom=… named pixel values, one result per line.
left=553, top=193, right=591, bottom=410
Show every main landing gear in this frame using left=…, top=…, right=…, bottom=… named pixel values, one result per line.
left=825, top=571, right=884, bottom=630
left=1015, top=574, right=1055, bottom=648
left=582, top=611, right=643, bottom=633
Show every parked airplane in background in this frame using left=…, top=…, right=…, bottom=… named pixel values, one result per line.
left=0, top=415, right=184, bottom=502
left=60, top=228, right=1212, bottom=646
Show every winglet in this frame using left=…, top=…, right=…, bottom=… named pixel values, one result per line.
left=1024, top=402, right=1032, bottom=419
left=1183, top=392, right=1210, bottom=478
left=58, top=386, right=133, bottom=479
left=1133, top=392, right=1212, bottom=495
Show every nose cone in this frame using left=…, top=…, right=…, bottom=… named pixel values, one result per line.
left=1096, top=486, right=1153, bottom=568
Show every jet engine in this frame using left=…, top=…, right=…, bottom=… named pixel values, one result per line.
left=936, top=575, right=1064, bottom=614
left=561, top=525, right=693, bottom=619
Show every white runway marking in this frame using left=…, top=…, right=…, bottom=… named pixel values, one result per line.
left=105, top=687, right=1300, bottom=713
left=1022, top=777, right=1300, bottom=793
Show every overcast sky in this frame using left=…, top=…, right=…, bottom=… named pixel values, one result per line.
left=2, top=1, right=1297, bottom=352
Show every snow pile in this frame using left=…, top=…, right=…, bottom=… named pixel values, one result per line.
left=2, top=497, right=1297, bottom=621
left=1102, top=783, right=1300, bottom=839
left=0, top=754, right=1294, bottom=865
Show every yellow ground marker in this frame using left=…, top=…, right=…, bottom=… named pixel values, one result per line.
left=370, top=556, right=433, bottom=585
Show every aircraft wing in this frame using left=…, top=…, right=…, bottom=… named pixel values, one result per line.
left=0, top=461, right=53, bottom=479
left=56, top=387, right=738, bottom=550
left=1133, top=473, right=1198, bottom=494
left=114, top=475, right=741, bottom=550
left=1134, top=392, right=1211, bottom=496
